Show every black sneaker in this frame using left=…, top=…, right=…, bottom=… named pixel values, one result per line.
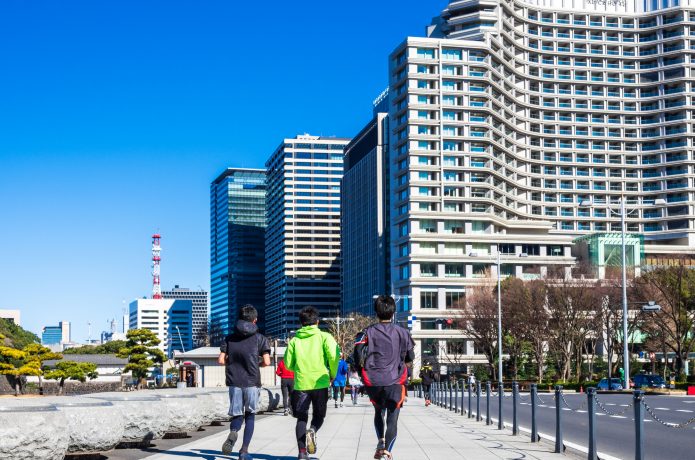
left=306, top=427, right=318, bottom=454
left=222, top=431, right=238, bottom=455
left=298, top=449, right=309, bottom=460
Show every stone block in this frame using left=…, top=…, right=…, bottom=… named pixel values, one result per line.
left=0, top=398, right=69, bottom=460
left=85, top=392, right=169, bottom=443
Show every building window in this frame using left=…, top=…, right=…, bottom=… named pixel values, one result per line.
left=421, top=291, right=438, bottom=309
left=446, top=292, right=465, bottom=310
left=445, top=264, right=464, bottom=277
left=420, top=263, right=437, bottom=277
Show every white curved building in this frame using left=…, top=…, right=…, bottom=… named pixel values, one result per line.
left=389, top=0, right=695, bottom=373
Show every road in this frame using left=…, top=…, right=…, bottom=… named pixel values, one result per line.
left=430, top=389, right=695, bottom=460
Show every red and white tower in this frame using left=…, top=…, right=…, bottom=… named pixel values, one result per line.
left=152, top=234, right=162, bottom=299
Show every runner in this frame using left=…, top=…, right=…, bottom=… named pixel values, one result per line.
left=276, top=358, right=295, bottom=416
left=419, top=363, right=435, bottom=407
left=348, top=367, right=363, bottom=405
left=218, top=305, right=271, bottom=460
left=353, top=295, right=415, bottom=460
left=332, top=354, right=349, bottom=408
left=284, top=306, right=340, bottom=460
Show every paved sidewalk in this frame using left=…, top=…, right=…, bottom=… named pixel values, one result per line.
left=142, top=397, right=579, bottom=460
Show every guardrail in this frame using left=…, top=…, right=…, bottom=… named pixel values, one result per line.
left=411, top=380, right=694, bottom=460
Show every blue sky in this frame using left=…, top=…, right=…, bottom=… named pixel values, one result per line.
left=0, top=0, right=448, bottom=341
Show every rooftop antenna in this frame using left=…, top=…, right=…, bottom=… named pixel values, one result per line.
left=152, top=233, right=162, bottom=299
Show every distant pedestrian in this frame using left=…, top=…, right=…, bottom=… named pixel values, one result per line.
left=186, top=372, right=194, bottom=388
left=332, top=355, right=349, bottom=408
left=218, top=305, right=271, bottom=460
left=348, top=368, right=362, bottom=405
left=354, top=295, right=415, bottom=460
left=276, top=359, right=295, bottom=416
left=284, top=306, right=340, bottom=460
left=419, top=363, right=435, bottom=406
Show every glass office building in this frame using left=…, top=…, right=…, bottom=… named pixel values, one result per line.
left=162, top=285, right=209, bottom=347
left=265, top=135, right=350, bottom=338
left=389, top=0, right=695, bottom=373
left=210, top=168, right=266, bottom=341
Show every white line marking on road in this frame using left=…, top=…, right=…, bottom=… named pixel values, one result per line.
left=655, top=408, right=670, bottom=411
left=577, top=410, right=587, bottom=413
left=610, top=415, right=627, bottom=419
left=676, top=409, right=693, bottom=413
left=620, top=404, right=630, bottom=407
left=605, top=403, right=616, bottom=406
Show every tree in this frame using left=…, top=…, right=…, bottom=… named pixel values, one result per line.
left=0, top=335, right=41, bottom=396
left=44, top=361, right=98, bottom=395
left=463, top=285, right=499, bottom=380
left=116, top=328, right=166, bottom=388
left=0, top=318, right=39, bottom=349
left=524, top=280, right=549, bottom=382
left=22, top=343, right=62, bottom=394
left=635, top=264, right=695, bottom=379
left=500, top=277, right=533, bottom=380
left=546, top=277, right=603, bottom=381
left=326, top=313, right=377, bottom=361
left=63, top=340, right=126, bottom=355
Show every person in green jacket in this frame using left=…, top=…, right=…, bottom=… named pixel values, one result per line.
left=284, top=306, right=340, bottom=459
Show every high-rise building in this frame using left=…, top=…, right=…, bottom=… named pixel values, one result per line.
left=41, top=321, right=70, bottom=346
left=342, top=107, right=391, bottom=317
left=162, top=285, right=208, bottom=347
left=388, top=0, right=695, bottom=373
left=210, top=168, right=266, bottom=340
left=0, top=309, right=21, bottom=326
left=265, top=135, right=350, bottom=337
left=129, top=299, right=193, bottom=357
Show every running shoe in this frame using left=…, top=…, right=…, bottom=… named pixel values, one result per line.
left=298, top=449, right=309, bottom=460
left=373, top=439, right=386, bottom=459
left=238, top=453, right=253, bottom=460
left=335, top=401, right=338, bottom=408
left=380, top=451, right=393, bottom=460
left=340, top=402, right=343, bottom=408
left=306, top=427, right=318, bottom=454
left=283, top=409, right=290, bottom=416
left=221, top=431, right=237, bottom=455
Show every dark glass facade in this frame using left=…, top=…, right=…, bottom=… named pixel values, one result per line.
left=210, top=169, right=266, bottom=343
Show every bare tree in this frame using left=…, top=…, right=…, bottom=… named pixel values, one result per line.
left=325, top=313, right=377, bottom=360
left=634, top=264, right=695, bottom=378
left=546, top=277, right=602, bottom=381
left=462, top=285, right=499, bottom=381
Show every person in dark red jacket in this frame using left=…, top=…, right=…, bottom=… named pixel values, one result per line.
left=276, top=358, right=295, bottom=415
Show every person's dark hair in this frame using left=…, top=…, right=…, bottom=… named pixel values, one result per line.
left=374, top=295, right=396, bottom=321
left=239, top=304, right=258, bottom=323
left=299, top=306, right=319, bottom=326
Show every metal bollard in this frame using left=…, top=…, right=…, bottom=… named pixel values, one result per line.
left=634, top=390, right=644, bottom=460
left=449, top=381, right=453, bottom=410
left=498, top=381, right=504, bottom=430
left=512, top=381, right=519, bottom=435
left=454, top=380, right=459, bottom=413
left=468, top=382, right=473, bottom=418
left=476, top=381, right=482, bottom=422
left=531, top=383, right=538, bottom=442
left=486, top=381, right=492, bottom=425
left=588, top=387, right=597, bottom=460
left=432, top=383, right=437, bottom=405
left=554, top=385, right=564, bottom=453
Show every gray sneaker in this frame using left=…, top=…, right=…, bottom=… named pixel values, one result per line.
left=306, top=427, right=318, bottom=454
left=221, top=431, right=237, bottom=455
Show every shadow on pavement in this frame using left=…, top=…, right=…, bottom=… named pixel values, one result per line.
left=193, top=451, right=297, bottom=460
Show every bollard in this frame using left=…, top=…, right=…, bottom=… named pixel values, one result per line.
left=588, top=387, right=597, bottom=460
left=634, top=390, right=644, bottom=460
left=486, top=381, right=492, bottom=425
left=476, top=381, right=482, bottom=422
left=512, top=381, right=519, bottom=435
left=419, top=384, right=422, bottom=399
left=454, top=380, right=459, bottom=413
left=498, top=381, right=504, bottom=430
left=468, top=383, right=473, bottom=418
left=531, top=383, right=538, bottom=442
left=448, top=381, right=453, bottom=410
left=554, top=385, right=563, bottom=453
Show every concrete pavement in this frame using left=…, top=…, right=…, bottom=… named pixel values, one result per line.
left=141, top=396, right=579, bottom=460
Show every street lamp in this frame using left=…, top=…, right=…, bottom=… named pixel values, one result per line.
left=321, top=314, right=355, bottom=339
left=582, top=196, right=666, bottom=388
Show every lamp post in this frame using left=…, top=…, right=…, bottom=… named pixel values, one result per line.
left=321, top=314, right=355, bottom=340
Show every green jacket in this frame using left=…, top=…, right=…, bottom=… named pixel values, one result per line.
left=284, top=325, right=340, bottom=391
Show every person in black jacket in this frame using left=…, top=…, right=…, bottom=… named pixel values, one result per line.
left=419, top=363, right=435, bottom=406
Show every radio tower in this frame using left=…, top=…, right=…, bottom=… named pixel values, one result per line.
left=152, top=234, right=162, bottom=299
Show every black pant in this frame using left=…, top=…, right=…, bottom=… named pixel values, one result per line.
left=422, top=383, right=432, bottom=400
left=291, top=388, right=329, bottom=450
left=332, top=385, right=346, bottom=402
left=366, top=385, right=405, bottom=453
left=281, top=378, right=294, bottom=411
